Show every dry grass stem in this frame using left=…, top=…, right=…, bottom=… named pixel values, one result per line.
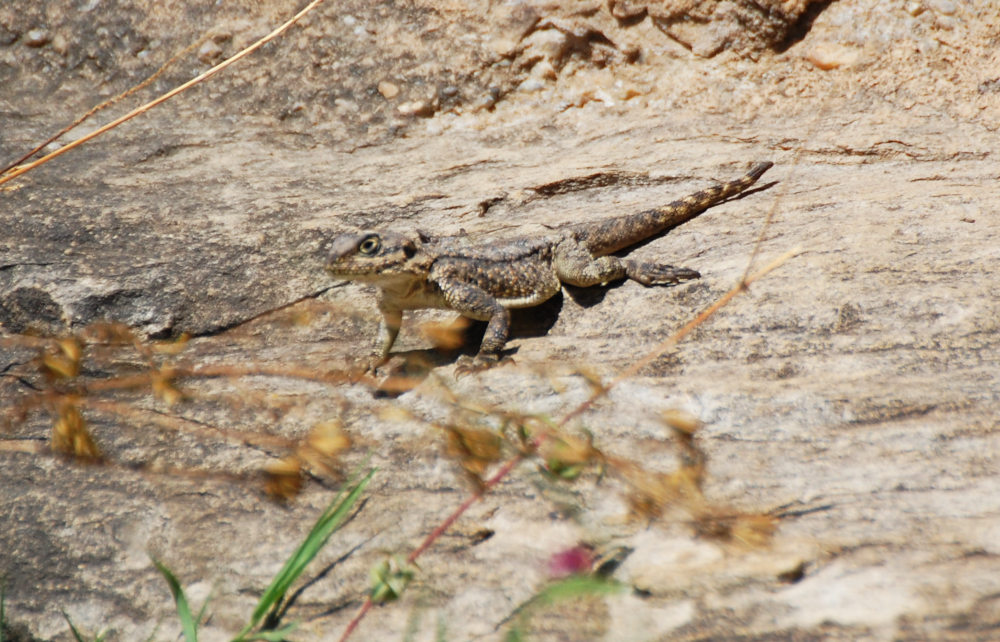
left=560, top=247, right=801, bottom=427
left=0, top=36, right=209, bottom=175
left=0, top=0, right=329, bottom=188
left=79, top=398, right=298, bottom=450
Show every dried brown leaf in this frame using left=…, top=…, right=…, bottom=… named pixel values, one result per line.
left=297, top=419, right=351, bottom=477
left=152, top=368, right=184, bottom=406
left=420, top=317, right=470, bottom=351
left=52, top=403, right=101, bottom=461
left=264, top=455, right=304, bottom=501
left=41, top=337, right=83, bottom=379
left=445, top=425, right=503, bottom=480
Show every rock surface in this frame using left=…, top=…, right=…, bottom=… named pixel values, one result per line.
left=2, top=0, right=1000, bottom=640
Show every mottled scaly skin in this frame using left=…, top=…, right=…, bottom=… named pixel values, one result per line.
left=570, top=161, right=773, bottom=255
left=326, top=161, right=773, bottom=372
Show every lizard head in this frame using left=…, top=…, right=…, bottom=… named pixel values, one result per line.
left=325, top=231, right=430, bottom=282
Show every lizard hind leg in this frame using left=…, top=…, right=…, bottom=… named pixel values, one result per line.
left=553, top=240, right=629, bottom=287
left=624, top=259, right=700, bottom=286
left=556, top=238, right=699, bottom=288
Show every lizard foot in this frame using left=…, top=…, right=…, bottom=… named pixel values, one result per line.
left=454, top=353, right=513, bottom=377
left=347, top=355, right=387, bottom=381
left=627, top=261, right=700, bottom=286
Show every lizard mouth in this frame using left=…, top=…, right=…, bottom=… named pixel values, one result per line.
left=325, top=263, right=368, bottom=278
left=325, top=260, right=388, bottom=281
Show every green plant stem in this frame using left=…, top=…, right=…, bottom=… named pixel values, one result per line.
left=337, top=453, right=525, bottom=642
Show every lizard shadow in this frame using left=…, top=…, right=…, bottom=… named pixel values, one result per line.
left=563, top=283, right=612, bottom=307
left=374, top=294, right=566, bottom=397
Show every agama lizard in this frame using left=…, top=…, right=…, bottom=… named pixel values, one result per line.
left=326, top=161, right=772, bottom=373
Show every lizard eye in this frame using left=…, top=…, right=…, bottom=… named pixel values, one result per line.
left=358, top=235, right=381, bottom=255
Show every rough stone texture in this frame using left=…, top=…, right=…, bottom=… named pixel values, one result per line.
left=617, top=0, right=827, bottom=57
left=2, top=0, right=1000, bottom=640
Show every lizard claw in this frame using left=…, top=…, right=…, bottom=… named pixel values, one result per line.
left=454, top=353, right=513, bottom=377
left=347, top=355, right=386, bottom=382
left=626, top=261, right=700, bottom=286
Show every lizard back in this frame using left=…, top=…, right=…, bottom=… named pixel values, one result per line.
left=429, top=237, right=562, bottom=307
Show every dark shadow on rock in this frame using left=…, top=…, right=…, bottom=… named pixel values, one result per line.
left=1, top=620, right=39, bottom=642
left=443, top=291, right=566, bottom=352
left=563, top=283, right=612, bottom=307
left=776, top=0, right=837, bottom=53
left=510, top=290, right=565, bottom=337
left=372, top=293, right=565, bottom=397
left=0, top=287, right=65, bottom=335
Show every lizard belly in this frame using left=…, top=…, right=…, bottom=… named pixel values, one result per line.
left=432, top=254, right=562, bottom=309
left=496, top=278, right=560, bottom=308
left=485, top=263, right=561, bottom=309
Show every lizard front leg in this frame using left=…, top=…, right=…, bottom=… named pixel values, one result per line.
left=433, top=277, right=512, bottom=373
left=365, top=304, right=402, bottom=373
left=554, top=238, right=699, bottom=287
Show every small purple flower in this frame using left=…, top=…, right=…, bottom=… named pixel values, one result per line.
left=547, top=545, right=594, bottom=578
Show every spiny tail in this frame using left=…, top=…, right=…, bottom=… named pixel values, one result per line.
left=575, top=161, right=774, bottom=256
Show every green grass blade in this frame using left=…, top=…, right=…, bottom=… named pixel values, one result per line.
left=152, top=558, right=199, bottom=642
left=527, top=575, right=627, bottom=607
left=239, top=624, right=297, bottom=641
left=504, top=575, right=627, bottom=642
left=194, top=591, right=212, bottom=630
left=241, top=467, right=375, bottom=635
left=62, top=611, right=87, bottom=642
left=504, top=621, right=530, bottom=642
left=61, top=610, right=108, bottom=642
left=436, top=612, right=447, bottom=642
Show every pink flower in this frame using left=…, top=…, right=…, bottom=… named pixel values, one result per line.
left=547, top=545, right=594, bottom=578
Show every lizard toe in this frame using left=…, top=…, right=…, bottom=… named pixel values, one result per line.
left=627, top=261, right=701, bottom=286
left=454, top=353, right=513, bottom=377
left=346, top=354, right=386, bottom=381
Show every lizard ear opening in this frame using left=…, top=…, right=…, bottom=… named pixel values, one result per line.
left=402, top=240, right=417, bottom=258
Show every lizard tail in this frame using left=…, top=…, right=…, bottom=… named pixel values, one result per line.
left=747, top=160, right=774, bottom=182
left=676, top=161, right=773, bottom=208
left=578, top=161, right=774, bottom=256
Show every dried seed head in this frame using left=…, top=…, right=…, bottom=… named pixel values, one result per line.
left=264, top=455, right=304, bottom=501
left=661, top=408, right=702, bottom=436
left=306, top=419, right=351, bottom=456
left=446, top=425, right=503, bottom=481
left=420, top=317, right=470, bottom=351
left=52, top=403, right=101, bottom=462
left=41, top=337, right=83, bottom=379
left=152, top=368, right=183, bottom=406
left=151, top=333, right=190, bottom=355
left=297, top=419, right=351, bottom=477
left=369, top=556, right=416, bottom=603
